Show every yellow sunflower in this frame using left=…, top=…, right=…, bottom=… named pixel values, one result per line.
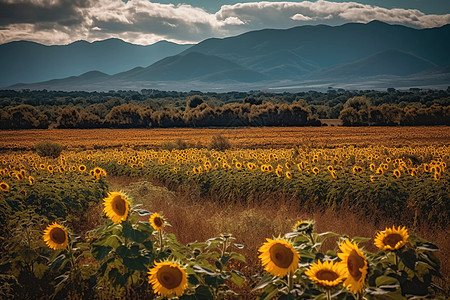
left=28, top=176, right=35, bottom=185
left=286, top=171, right=293, bottom=179
left=103, top=192, right=130, bottom=223
left=305, top=260, right=346, bottom=288
left=43, top=222, right=68, bottom=250
left=148, top=261, right=188, bottom=297
left=258, top=238, right=299, bottom=277
left=312, top=167, right=319, bottom=175
left=338, top=239, right=368, bottom=294
left=393, top=169, right=401, bottom=178
left=79, top=164, right=86, bottom=172
left=374, top=225, right=409, bottom=251
left=149, top=212, right=165, bottom=231
left=0, top=181, right=9, bottom=191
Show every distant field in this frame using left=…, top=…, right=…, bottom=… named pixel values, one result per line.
left=0, top=126, right=449, bottom=150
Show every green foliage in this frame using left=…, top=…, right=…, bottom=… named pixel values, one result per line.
left=35, top=141, right=65, bottom=158
left=253, top=222, right=443, bottom=299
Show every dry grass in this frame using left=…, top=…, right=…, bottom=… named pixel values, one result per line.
left=107, top=176, right=449, bottom=294
left=0, top=126, right=448, bottom=150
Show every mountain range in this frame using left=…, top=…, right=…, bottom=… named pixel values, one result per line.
left=0, top=39, right=192, bottom=87
left=3, top=21, right=450, bottom=92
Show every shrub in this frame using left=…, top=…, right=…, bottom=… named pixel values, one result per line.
left=35, top=141, right=65, bottom=158
left=208, top=135, right=231, bottom=151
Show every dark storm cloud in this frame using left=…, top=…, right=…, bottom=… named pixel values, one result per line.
left=0, top=0, right=90, bottom=26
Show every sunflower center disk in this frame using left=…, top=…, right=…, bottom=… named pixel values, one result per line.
left=154, top=217, right=163, bottom=227
left=112, top=196, right=126, bottom=216
left=316, top=270, right=339, bottom=282
left=157, top=266, right=183, bottom=290
left=269, top=243, right=294, bottom=268
left=347, top=250, right=364, bottom=279
left=50, top=228, right=66, bottom=244
left=383, top=233, right=403, bottom=248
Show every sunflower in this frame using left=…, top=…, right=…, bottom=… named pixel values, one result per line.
left=276, top=169, right=283, bottom=177
left=305, top=260, right=346, bottom=288
left=258, top=238, right=299, bottom=277
left=293, top=220, right=314, bottom=234
left=148, top=261, right=188, bottom=297
left=28, top=176, right=35, bottom=185
left=434, top=172, right=441, bottom=181
left=286, top=171, right=293, bottom=179
left=338, top=239, right=368, bottom=294
left=327, top=165, right=334, bottom=172
left=374, top=225, right=409, bottom=251
left=312, top=167, right=319, bottom=175
left=150, top=212, right=165, bottom=231
left=43, top=222, right=68, bottom=250
left=79, top=165, right=86, bottom=172
left=393, top=169, right=401, bottom=178
left=103, top=192, right=130, bottom=223
left=0, top=182, right=9, bottom=191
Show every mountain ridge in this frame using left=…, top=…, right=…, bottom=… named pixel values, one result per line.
left=0, top=38, right=193, bottom=87
left=5, top=21, right=450, bottom=92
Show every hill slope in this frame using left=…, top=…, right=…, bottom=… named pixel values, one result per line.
left=0, top=39, right=192, bottom=87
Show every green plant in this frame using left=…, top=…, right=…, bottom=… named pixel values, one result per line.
left=35, top=141, right=65, bottom=158
left=253, top=221, right=444, bottom=299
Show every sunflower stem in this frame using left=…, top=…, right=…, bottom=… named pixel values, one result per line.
left=308, top=232, right=315, bottom=249
left=287, top=271, right=293, bottom=293
left=158, top=230, right=163, bottom=252
left=221, top=236, right=228, bottom=258
left=326, top=289, right=332, bottom=300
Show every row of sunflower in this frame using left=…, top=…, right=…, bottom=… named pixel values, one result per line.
left=1, top=145, right=448, bottom=229
left=36, top=192, right=444, bottom=299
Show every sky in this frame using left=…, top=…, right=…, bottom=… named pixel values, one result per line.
left=0, top=0, right=449, bottom=45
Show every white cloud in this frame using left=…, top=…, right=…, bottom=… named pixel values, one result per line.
left=0, top=0, right=449, bottom=45
left=291, top=14, right=313, bottom=21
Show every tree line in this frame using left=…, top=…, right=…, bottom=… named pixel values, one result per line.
left=0, top=88, right=449, bottom=129
left=0, top=100, right=320, bottom=129
left=339, top=96, right=449, bottom=126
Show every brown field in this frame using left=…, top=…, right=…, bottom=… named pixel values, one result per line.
left=0, top=126, right=449, bottom=150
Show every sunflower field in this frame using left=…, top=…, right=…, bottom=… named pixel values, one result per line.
left=0, top=142, right=448, bottom=299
